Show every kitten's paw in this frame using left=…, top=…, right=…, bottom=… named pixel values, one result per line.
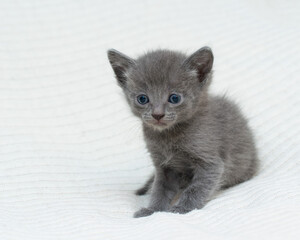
left=169, top=205, right=192, bottom=214
left=133, top=208, right=155, bottom=218
left=135, top=187, right=148, bottom=196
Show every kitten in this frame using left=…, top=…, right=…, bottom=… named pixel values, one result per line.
left=107, top=47, right=258, bottom=218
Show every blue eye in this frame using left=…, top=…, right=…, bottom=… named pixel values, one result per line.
left=168, top=94, right=181, bottom=104
left=137, top=94, right=149, bottom=105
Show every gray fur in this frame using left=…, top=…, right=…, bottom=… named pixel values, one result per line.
left=107, top=47, right=258, bottom=218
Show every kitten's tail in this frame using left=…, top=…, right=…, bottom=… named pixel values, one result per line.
left=135, top=174, right=154, bottom=195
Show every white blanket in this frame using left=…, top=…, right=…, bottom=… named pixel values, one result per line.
left=0, top=0, right=299, bottom=239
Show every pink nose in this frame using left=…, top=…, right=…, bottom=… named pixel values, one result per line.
left=152, top=114, right=165, bottom=121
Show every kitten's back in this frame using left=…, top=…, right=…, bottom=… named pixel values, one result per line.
left=207, top=95, right=258, bottom=187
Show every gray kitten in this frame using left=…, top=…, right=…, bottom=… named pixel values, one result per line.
left=107, top=47, right=258, bottom=218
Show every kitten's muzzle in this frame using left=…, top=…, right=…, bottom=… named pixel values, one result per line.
left=152, top=114, right=165, bottom=121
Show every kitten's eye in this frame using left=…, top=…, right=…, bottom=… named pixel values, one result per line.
left=168, top=94, right=181, bottom=104
left=137, top=94, right=149, bottom=105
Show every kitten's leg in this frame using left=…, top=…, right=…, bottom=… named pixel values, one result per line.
left=135, top=174, right=154, bottom=195
left=134, top=168, right=179, bottom=218
left=169, top=159, right=224, bottom=214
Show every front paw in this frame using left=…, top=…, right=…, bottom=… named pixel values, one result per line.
left=133, top=208, right=155, bottom=218
left=169, top=205, right=192, bottom=214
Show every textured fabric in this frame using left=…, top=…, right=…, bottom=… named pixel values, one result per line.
left=0, top=0, right=299, bottom=239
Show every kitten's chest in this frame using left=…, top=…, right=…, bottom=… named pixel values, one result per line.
left=145, top=133, right=190, bottom=170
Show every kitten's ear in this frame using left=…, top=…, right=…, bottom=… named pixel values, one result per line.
left=107, top=49, right=136, bottom=87
left=183, top=47, right=214, bottom=83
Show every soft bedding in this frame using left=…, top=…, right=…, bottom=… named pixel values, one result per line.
left=0, top=0, right=299, bottom=239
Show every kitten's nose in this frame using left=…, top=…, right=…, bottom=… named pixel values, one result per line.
left=152, top=114, right=165, bottom=121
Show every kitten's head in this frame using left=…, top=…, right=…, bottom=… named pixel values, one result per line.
left=107, top=47, right=213, bottom=131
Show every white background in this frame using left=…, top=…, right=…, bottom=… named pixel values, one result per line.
left=0, top=0, right=299, bottom=239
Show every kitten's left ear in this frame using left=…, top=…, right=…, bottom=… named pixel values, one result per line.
left=182, top=47, right=214, bottom=83
left=107, top=49, right=136, bottom=87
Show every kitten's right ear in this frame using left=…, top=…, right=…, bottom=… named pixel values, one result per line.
left=107, top=49, right=136, bottom=87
